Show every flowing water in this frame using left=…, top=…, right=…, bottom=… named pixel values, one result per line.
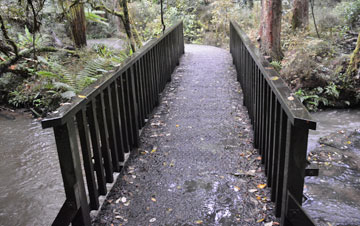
left=304, top=109, right=360, bottom=226
left=0, top=112, right=64, bottom=226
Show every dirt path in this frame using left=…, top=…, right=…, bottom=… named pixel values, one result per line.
left=92, top=44, right=276, bottom=226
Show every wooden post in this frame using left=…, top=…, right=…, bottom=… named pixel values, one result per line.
left=53, top=121, right=91, bottom=226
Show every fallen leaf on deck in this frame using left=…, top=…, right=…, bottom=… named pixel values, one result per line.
left=78, top=95, right=86, bottom=99
left=124, top=201, right=130, bottom=206
left=151, top=197, right=157, bottom=202
left=257, top=184, right=267, bottom=189
left=234, top=186, right=240, bottom=192
left=248, top=189, right=257, bottom=193
left=270, top=76, right=279, bottom=81
left=176, top=124, right=180, bottom=127
left=149, top=218, right=156, bottom=223
left=287, top=96, right=294, bottom=101
left=195, top=220, right=203, bottom=224
left=257, top=218, right=264, bottom=223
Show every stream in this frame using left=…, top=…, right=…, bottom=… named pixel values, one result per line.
left=0, top=112, right=64, bottom=226
left=304, top=109, right=360, bottom=226
left=0, top=109, right=359, bottom=226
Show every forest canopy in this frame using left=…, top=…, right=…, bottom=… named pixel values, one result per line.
left=0, top=0, right=359, bottom=116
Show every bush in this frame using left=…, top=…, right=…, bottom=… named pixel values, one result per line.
left=335, top=0, right=360, bottom=28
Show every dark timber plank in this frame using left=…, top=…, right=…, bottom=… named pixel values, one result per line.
left=86, top=100, right=107, bottom=195
left=75, top=109, right=100, bottom=210
left=53, top=121, right=91, bottom=226
left=117, top=76, right=130, bottom=153
left=104, top=87, right=120, bottom=172
left=110, top=80, right=126, bottom=162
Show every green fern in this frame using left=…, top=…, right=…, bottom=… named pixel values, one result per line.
left=73, top=58, right=110, bottom=91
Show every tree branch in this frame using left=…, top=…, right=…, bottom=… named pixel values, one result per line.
left=0, top=47, right=58, bottom=75
left=90, top=3, right=124, bottom=19
left=0, top=14, right=18, bottom=57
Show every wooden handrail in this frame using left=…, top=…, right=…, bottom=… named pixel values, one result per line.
left=42, top=21, right=184, bottom=129
left=42, top=21, right=184, bottom=226
left=230, top=20, right=318, bottom=226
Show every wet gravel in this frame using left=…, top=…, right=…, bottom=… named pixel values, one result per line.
left=92, top=44, right=276, bottom=226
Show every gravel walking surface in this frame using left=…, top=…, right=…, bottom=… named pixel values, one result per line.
left=92, top=44, right=277, bottom=226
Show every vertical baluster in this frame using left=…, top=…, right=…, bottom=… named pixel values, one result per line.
left=281, top=121, right=309, bottom=224
left=275, top=109, right=288, bottom=217
left=266, top=91, right=276, bottom=181
left=261, top=85, right=271, bottom=168
left=140, top=57, right=149, bottom=122
left=149, top=49, right=156, bottom=108
left=116, top=76, right=130, bottom=153
left=271, top=100, right=281, bottom=202
left=175, top=26, right=180, bottom=66
left=180, top=21, right=185, bottom=54
left=86, top=100, right=107, bottom=195
left=127, top=66, right=140, bottom=147
left=155, top=45, right=162, bottom=96
left=133, top=61, right=142, bottom=129
left=76, top=109, right=99, bottom=210
left=254, top=67, right=260, bottom=149
left=96, top=93, right=114, bottom=183
left=166, top=36, right=172, bottom=82
left=144, top=53, right=152, bottom=116
left=122, top=70, right=136, bottom=148
left=53, top=120, right=91, bottom=226
left=155, top=45, right=161, bottom=95
left=251, top=59, right=255, bottom=122
left=136, top=60, right=145, bottom=128
left=103, top=87, right=120, bottom=172
left=259, top=76, right=265, bottom=156
left=110, top=80, right=125, bottom=162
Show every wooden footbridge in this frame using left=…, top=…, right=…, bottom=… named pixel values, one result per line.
left=42, top=21, right=319, bottom=226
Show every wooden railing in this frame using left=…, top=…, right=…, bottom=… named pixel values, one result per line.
left=41, top=21, right=184, bottom=226
left=230, top=21, right=318, bottom=226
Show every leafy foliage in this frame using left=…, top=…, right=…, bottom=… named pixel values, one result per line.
left=339, top=0, right=360, bottom=28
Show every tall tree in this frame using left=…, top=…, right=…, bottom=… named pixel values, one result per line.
left=291, top=0, right=309, bottom=29
left=119, top=0, right=137, bottom=52
left=69, top=2, right=87, bottom=47
left=60, top=1, right=87, bottom=48
left=259, top=0, right=282, bottom=60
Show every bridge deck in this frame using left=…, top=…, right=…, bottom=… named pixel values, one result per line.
left=93, top=44, right=276, bottom=225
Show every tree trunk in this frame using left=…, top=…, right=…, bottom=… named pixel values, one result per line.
left=69, top=3, right=87, bottom=48
left=259, top=0, right=282, bottom=60
left=291, top=0, right=309, bottom=29
left=120, top=0, right=136, bottom=52
left=346, top=32, right=360, bottom=77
